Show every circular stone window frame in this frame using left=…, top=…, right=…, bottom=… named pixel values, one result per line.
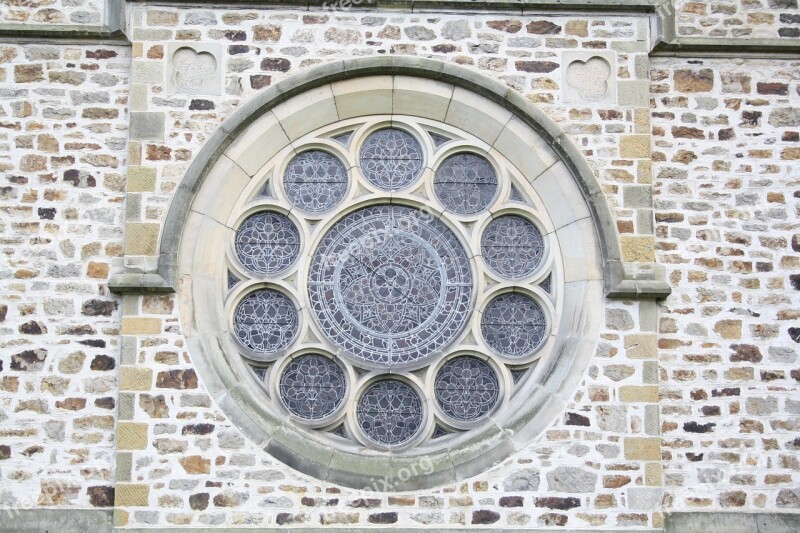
left=162, top=58, right=634, bottom=491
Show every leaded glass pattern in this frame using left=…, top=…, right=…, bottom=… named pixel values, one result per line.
left=233, top=290, right=298, bottom=353
left=481, top=293, right=547, bottom=358
left=431, top=426, right=450, bottom=438
left=332, top=131, right=353, bottom=146
left=284, top=150, right=348, bottom=212
left=308, top=204, right=473, bottom=368
left=227, top=270, right=240, bottom=290
left=356, top=380, right=423, bottom=446
left=481, top=215, right=544, bottom=279
left=434, top=153, right=498, bottom=214
left=429, top=132, right=451, bottom=148
left=509, top=185, right=524, bottom=202
left=435, top=357, right=500, bottom=422
left=235, top=212, right=300, bottom=275
left=540, top=273, right=552, bottom=294
left=359, top=128, right=424, bottom=190
left=279, top=355, right=346, bottom=420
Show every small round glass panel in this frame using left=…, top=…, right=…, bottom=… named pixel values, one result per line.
left=235, top=212, right=300, bottom=275
left=356, top=380, right=423, bottom=446
left=233, top=289, right=298, bottom=354
left=284, top=150, right=348, bottom=212
left=308, top=205, right=473, bottom=369
left=481, top=293, right=546, bottom=358
left=359, top=128, right=424, bottom=191
left=279, top=355, right=346, bottom=420
left=435, top=357, right=500, bottom=422
left=481, top=215, right=544, bottom=279
left=434, top=153, right=497, bottom=214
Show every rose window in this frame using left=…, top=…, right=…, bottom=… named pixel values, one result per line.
left=226, top=120, right=556, bottom=450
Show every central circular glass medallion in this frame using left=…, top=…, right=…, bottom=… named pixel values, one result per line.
left=308, top=205, right=473, bottom=368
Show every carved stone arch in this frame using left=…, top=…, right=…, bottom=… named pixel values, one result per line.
left=113, top=57, right=668, bottom=490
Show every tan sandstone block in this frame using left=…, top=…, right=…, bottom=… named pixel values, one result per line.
left=621, top=235, right=655, bottom=262
left=123, top=223, right=159, bottom=255
left=624, top=333, right=657, bottom=359
left=634, top=109, right=650, bottom=134
left=620, top=385, right=659, bottom=403
left=117, top=422, right=148, bottom=450
left=114, top=509, right=129, bottom=527
left=624, top=437, right=661, bottom=461
left=637, top=159, right=652, bottom=184
left=646, top=462, right=663, bottom=486
left=115, top=483, right=150, bottom=506
left=121, top=317, right=161, bottom=335
left=127, top=167, right=157, bottom=192
left=120, top=366, right=153, bottom=391
left=620, top=134, right=651, bottom=159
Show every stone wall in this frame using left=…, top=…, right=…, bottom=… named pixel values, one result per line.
left=0, top=0, right=105, bottom=26
left=651, top=57, right=800, bottom=512
left=674, top=0, right=800, bottom=39
left=0, top=42, right=129, bottom=509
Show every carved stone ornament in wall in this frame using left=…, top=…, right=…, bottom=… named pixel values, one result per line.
left=166, top=43, right=222, bottom=96
left=562, top=51, right=617, bottom=104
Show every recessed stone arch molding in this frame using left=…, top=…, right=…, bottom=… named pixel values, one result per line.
left=110, top=56, right=669, bottom=490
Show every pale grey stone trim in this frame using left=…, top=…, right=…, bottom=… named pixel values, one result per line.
left=118, top=529, right=661, bottom=533
left=653, top=38, right=800, bottom=58
left=0, top=509, right=112, bottom=533
left=0, top=24, right=128, bottom=44
left=133, top=56, right=668, bottom=299
left=664, top=512, right=800, bottom=533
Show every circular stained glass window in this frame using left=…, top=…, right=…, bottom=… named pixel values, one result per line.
left=481, top=292, right=547, bottom=358
left=434, top=152, right=498, bottom=214
left=481, top=215, right=544, bottom=279
left=235, top=212, right=300, bottom=275
left=279, top=354, right=346, bottom=420
left=308, top=204, right=473, bottom=369
left=283, top=150, right=348, bottom=212
left=435, top=356, right=500, bottom=422
left=356, top=380, right=424, bottom=446
left=359, top=128, right=424, bottom=191
left=224, top=118, right=555, bottom=452
left=233, top=289, right=298, bottom=354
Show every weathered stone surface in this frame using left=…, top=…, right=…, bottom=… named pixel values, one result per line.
left=546, top=466, right=598, bottom=493
left=502, top=468, right=540, bottom=491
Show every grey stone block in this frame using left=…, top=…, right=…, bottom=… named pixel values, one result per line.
left=129, top=112, right=165, bottom=141
left=627, top=487, right=663, bottom=510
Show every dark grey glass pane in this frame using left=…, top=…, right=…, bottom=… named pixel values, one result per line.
left=356, top=380, right=423, bottom=446
left=233, top=289, right=298, bottom=353
left=332, top=131, right=353, bottom=146
left=434, top=153, right=497, bottom=214
left=435, top=356, right=500, bottom=422
left=227, top=270, right=240, bottom=290
left=481, top=215, right=544, bottom=279
left=250, top=365, right=268, bottom=382
left=284, top=150, right=348, bottom=212
left=431, top=425, right=450, bottom=438
left=359, top=128, right=423, bottom=190
left=235, top=212, right=300, bottom=275
left=308, top=205, right=473, bottom=368
left=429, top=132, right=451, bottom=148
left=540, top=273, right=552, bottom=294
left=279, top=354, right=346, bottom=420
left=331, top=425, right=348, bottom=438
left=511, top=368, right=526, bottom=384
left=509, top=184, right=524, bottom=202
left=481, top=293, right=546, bottom=358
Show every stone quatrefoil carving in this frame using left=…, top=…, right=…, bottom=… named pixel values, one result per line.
left=171, top=47, right=217, bottom=92
left=566, top=56, right=612, bottom=100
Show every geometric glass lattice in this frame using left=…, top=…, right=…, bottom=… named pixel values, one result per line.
left=359, top=128, right=424, bottom=191
left=434, top=153, right=497, bottom=214
left=481, top=215, right=544, bottom=279
left=481, top=292, right=546, bottom=358
left=233, top=289, right=298, bottom=354
left=279, top=355, right=346, bottom=420
left=434, top=356, right=500, bottom=422
left=284, top=150, right=348, bottom=213
left=308, top=204, right=473, bottom=369
left=235, top=212, right=301, bottom=275
left=356, top=380, right=423, bottom=446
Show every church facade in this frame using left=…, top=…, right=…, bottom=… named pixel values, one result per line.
left=0, top=0, right=798, bottom=531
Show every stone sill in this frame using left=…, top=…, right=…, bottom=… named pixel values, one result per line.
left=109, top=272, right=175, bottom=294
left=653, top=37, right=800, bottom=58
left=0, top=24, right=129, bottom=44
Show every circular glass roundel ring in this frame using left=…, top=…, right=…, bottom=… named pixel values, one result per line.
left=435, top=356, right=500, bottom=422
left=233, top=289, right=298, bottom=354
left=434, top=152, right=498, bottom=214
left=235, top=212, right=301, bottom=275
left=279, top=355, right=346, bottom=420
left=359, top=128, right=424, bottom=191
left=308, top=204, right=473, bottom=369
left=356, top=380, right=423, bottom=446
left=481, top=215, right=544, bottom=279
left=283, top=150, right=348, bottom=213
left=481, top=292, right=546, bottom=358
